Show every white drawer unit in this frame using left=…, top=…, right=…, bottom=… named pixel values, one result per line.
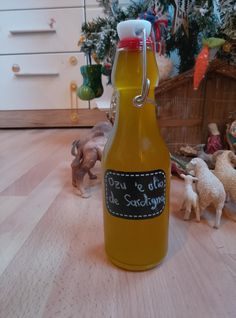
left=0, top=53, right=87, bottom=110
left=0, top=8, right=84, bottom=54
left=0, top=1, right=83, bottom=10
left=0, top=1, right=88, bottom=120
left=0, top=0, right=111, bottom=127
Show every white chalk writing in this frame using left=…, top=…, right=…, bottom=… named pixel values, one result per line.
left=124, top=193, right=165, bottom=211
left=105, top=170, right=166, bottom=219
left=108, top=177, right=127, bottom=190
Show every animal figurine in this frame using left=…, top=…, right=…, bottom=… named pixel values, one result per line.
left=180, top=174, right=200, bottom=222
left=71, top=121, right=112, bottom=197
left=187, top=158, right=226, bottom=229
left=212, top=150, right=236, bottom=203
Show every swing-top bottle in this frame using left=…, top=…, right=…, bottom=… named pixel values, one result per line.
left=102, top=19, right=170, bottom=271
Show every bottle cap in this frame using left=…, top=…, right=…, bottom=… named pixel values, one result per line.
left=117, top=19, right=151, bottom=40
left=117, top=20, right=153, bottom=50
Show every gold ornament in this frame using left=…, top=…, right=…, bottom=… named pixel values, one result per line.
left=78, top=35, right=86, bottom=46
left=92, top=52, right=100, bottom=64
left=223, top=42, right=232, bottom=53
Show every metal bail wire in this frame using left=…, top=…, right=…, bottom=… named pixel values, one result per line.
left=133, top=28, right=150, bottom=108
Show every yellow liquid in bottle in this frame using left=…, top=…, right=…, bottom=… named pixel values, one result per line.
left=102, top=47, right=170, bottom=271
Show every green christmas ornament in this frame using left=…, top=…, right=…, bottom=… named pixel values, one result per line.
left=202, top=38, right=226, bottom=49
left=77, top=64, right=104, bottom=101
left=77, top=85, right=95, bottom=101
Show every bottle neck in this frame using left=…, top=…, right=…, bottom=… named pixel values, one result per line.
left=111, top=43, right=160, bottom=139
left=113, top=90, right=160, bottom=139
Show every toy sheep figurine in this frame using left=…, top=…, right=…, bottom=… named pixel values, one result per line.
left=180, top=174, right=200, bottom=222
left=213, top=150, right=236, bottom=203
left=187, top=158, right=226, bottom=229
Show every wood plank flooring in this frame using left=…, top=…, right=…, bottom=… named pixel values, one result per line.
left=0, top=129, right=236, bottom=318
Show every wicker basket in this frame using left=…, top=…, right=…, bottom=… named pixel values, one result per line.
left=155, top=60, right=236, bottom=153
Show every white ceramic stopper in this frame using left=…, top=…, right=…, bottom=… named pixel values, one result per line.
left=117, top=19, right=152, bottom=40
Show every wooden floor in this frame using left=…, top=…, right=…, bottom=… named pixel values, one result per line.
left=0, top=129, right=236, bottom=318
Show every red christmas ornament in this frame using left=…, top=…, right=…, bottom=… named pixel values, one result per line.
left=193, top=46, right=209, bottom=90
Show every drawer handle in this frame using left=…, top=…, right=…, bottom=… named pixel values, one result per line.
left=10, top=28, right=56, bottom=35
left=70, top=81, right=79, bottom=122
left=14, top=72, right=59, bottom=77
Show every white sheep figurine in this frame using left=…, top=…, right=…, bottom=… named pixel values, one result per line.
left=213, top=150, right=236, bottom=203
left=187, top=158, right=226, bottom=229
left=180, top=174, right=200, bottom=222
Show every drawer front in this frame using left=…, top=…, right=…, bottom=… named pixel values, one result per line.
left=0, top=53, right=88, bottom=110
left=0, top=8, right=84, bottom=54
left=0, top=1, right=83, bottom=10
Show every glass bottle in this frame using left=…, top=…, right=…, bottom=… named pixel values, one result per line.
left=102, top=20, right=170, bottom=271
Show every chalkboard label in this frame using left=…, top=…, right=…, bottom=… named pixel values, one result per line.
left=104, top=170, right=166, bottom=220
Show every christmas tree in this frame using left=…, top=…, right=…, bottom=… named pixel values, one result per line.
left=214, top=0, right=236, bottom=64
left=166, top=0, right=221, bottom=72
left=78, top=0, right=235, bottom=75
left=219, top=0, right=236, bottom=39
left=79, top=1, right=152, bottom=65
